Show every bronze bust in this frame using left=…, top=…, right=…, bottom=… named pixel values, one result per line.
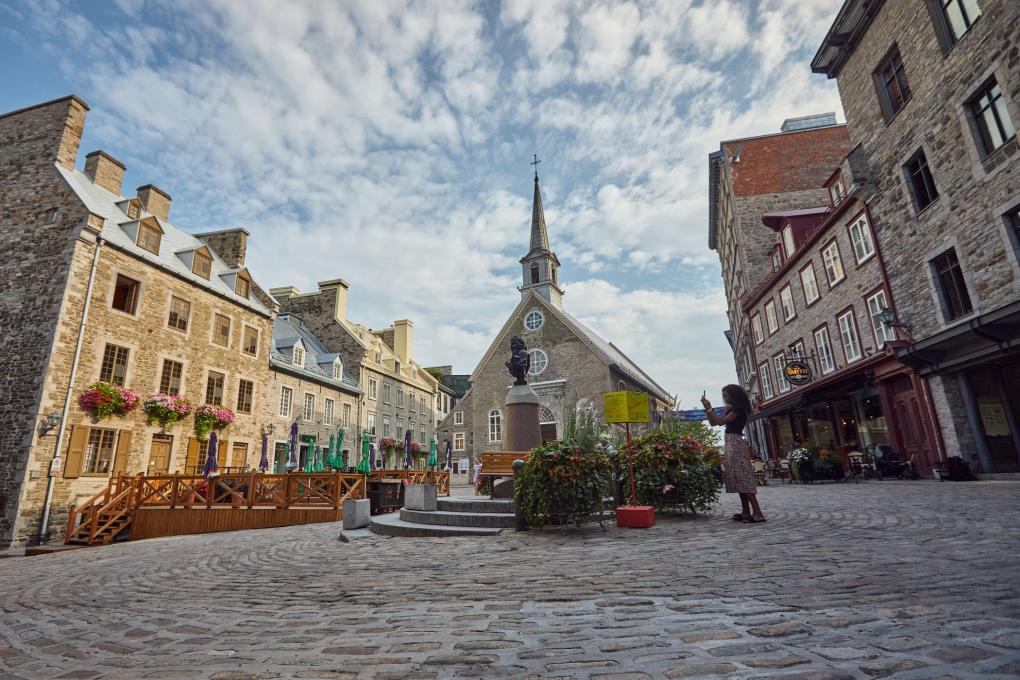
left=506, top=335, right=531, bottom=386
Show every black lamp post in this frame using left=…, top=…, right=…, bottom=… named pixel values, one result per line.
left=879, top=308, right=912, bottom=336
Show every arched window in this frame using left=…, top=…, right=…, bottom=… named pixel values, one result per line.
left=539, top=406, right=556, bottom=424
left=617, top=380, right=626, bottom=392
left=528, top=349, right=548, bottom=375
left=488, top=409, right=502, bottom=442
left=530, top=263, right=540, bottom=284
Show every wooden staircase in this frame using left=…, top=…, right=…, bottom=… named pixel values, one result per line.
left=65, top=482, right=136, bottom=546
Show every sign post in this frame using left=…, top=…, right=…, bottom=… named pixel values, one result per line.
left=604, top=391, right=655, bottom=528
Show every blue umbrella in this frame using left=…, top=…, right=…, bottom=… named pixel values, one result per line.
left=404, top=429, right=413, bottom=468
left=259, top=434, right=269, bottom=472
left=445, top=439, right=452, bottom=471
left=203, top=432, right=218, bottom=476
left=286, top=421, right=299, bottom=470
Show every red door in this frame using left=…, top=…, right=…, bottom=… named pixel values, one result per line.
left=888, top=375, right=935, bottom=473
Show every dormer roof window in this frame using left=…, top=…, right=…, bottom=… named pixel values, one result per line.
left=124, top=198, right=142, bottom=220
left=333, top=359, right=343, bottom=380
left=192, top=248, right=212, bottom=279
left=292, top=343, right=305, bottom=367
left=136, top=217, right=163, bottom=255
left=235, top=271, right=251, bottom=299
left=828, top=173, right=847, bottom=206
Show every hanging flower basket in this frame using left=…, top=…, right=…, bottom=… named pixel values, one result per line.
left=79, top=382, right=140, bottom=421
left=379, top=437, right=398, bottom=451
left=410, top=441, right=422, bottom=454
left=143, top=393, right=193, bottom=429
left=194, top=404, right=235, bottom=441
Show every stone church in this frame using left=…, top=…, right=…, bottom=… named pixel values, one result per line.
left=436, top=170, right=671, bottom=460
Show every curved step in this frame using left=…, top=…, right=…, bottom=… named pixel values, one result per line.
left=437, top=497, right=514, bottom=514
left=401, top=508, right=516, bottom=528
left=370, top=513, right=503, bottom=537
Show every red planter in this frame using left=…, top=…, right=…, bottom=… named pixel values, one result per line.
left=616, top=505, right=655, bottom=528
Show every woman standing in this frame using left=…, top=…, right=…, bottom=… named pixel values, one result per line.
left=701, top=385, right=766, bottom=523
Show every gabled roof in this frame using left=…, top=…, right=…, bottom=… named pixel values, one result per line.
left=271, top=314, right=360, bottom=393
left=57, top=165, right=270, bottom=315
left=469, top=291, right=671, bottom=402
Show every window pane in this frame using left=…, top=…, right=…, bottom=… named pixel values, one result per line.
left=237, top=379, right=253, bottom=413
left=243, top=327, right=258, bottom=355
left=160, top=359, right=182, bottom=395
left=168, top=296, right=190, bottom=331
left=206, top=371, right=224, bottom=405
left=84, top=429, right=116, bottom=474
left=112, top=275, right=139, bottom=314
left=100, top=344, right=129, bottom=386
left=213, top=314, right=231, bottom=347
left=944, top=0, right=968, bottom=39
left=280, top=387, right=292, bottom=417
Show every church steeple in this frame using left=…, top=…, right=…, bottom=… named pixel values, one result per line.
left=520, top=156, right=563, bottom=308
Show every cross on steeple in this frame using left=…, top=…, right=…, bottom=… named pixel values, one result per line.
left=530, top=154, right=541, bottom=180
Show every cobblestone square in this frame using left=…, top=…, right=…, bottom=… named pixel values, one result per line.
left=1, top=481, right=1019, bottom=679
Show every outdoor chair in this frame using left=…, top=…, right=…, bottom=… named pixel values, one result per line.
left=777, top=459, right=793, bottom=483
left=847, top=452, right=866, bottom=483
left=752, top=459, right=768, bottom=486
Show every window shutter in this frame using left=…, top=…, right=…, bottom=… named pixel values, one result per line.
left=112, top=430, right=132, bottom=476
left=872, top=71, right=893, bottom=123
left=186, top=437, right=201, bottom=473
left=217, top=440, right=228, bottom=468
left=64, top=425, right=89, bottom=478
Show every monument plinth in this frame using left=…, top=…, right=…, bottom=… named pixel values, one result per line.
left=505, top=384, right=542, bottom=452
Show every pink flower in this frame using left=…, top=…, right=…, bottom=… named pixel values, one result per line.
left=663, top=484, right=675, bottom=494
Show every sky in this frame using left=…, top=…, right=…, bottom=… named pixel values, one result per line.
left=0, top=0, right=845, bottom=407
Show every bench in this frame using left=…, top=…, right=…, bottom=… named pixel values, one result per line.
left=479, top=452, right=530, bottom=498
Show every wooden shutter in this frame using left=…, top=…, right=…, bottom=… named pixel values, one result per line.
left=112, top=430, right=132, bottom=476
left=217, top=440, right=228, bottom=468
left=186, top=438, right=201, bottom=473
left=64, top=425, right=89, bottom=478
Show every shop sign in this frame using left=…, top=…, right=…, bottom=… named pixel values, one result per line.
left=784, top=360, right=812, bottom=385
left=604, top=391, right=650, bottom=423
left=978, top=397, right=1010, bottom=437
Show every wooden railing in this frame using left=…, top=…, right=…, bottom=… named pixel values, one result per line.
left=368, top=469, right=451, bottom=496
left=66, top=471, right=367, bottom=545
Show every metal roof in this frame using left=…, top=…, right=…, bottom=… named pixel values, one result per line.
left=271, top=314, right=360, bottom=393
left=811, top=0, right=884, bottom=78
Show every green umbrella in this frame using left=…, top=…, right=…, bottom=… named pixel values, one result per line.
left=327, top=433, right=337, bottom=469
left=428, top=437, right=438, bottom=468
left=304, top=436, right=317, bottom=472
left=336, top=427, right=346, bottom=467
left=357, top=433, right=371, bottom=474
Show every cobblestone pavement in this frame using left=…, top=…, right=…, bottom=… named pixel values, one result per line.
left=2, top=481, right=1019, bottom=679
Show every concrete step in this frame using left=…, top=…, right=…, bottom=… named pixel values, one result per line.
left=437, top=497, right=514, bottom=514
left=370, top=513, right=503, bottom=538
left=400, top=508, right=516, bottom=529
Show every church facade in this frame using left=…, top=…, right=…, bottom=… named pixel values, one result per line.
left=436, top=171, right=671, bottom=460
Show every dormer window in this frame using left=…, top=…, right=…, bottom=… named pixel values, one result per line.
left=235, top=273, right=251, bottom=299
left=292, top=345, right=305, bottom=366
left=394, top=361, right=401, bottom=376
left=781, top=225, right=796, bottom=259
left=333, top=360, right=343, bottom=380
left=830, top=176, right=847, bottom=205
left=193, top=250, right=212, bottom=279
left=127, top=203, right=140, bottom=219
left=770, top=245, right=783, bottom=271
left=136, top=220, right=162, bottom=255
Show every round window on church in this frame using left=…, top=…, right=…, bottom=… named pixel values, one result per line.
left=528, top=349, right=548, bottom=375
left=524, top=310, right=544, bottom=331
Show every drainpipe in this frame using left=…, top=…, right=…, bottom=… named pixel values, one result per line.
left=36, top=234, right=104, bottom=544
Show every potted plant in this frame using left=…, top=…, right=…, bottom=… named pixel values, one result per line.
left=142, top=393, right=193, bottom=430
left=78, top=382, right=140, bottom=421
left=790, top=445, right=817, bottom=483
left=625, top=431, right=721, bottom=513
left=516, top=440, right=612, bottom=528
left=194, top=404, right=235, bottom=441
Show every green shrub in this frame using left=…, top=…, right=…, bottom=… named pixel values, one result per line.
left=517, top=440, right=612, bottom=528
left=621, top=431, right=720, bottom=513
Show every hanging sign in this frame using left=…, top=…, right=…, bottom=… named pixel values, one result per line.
left=784, top=360, right=812, bottom=385
left=603, top=391, right=651, bottom=423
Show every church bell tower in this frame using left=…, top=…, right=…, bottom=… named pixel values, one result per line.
left=520, top=157, right=564, bottom=308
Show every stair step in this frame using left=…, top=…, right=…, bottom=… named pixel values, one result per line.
left=370, top=513, right=503, bottom=538
left=436, top=497, right=515, bottom=514
left=400, top=509, right=516, bottom=528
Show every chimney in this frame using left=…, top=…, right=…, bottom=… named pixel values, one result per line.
left=318, top=279, right=349, bottom=322
left=0, top=95, right=89, bottom=175
left=137, top=184, right=171, bottom=221
left=269, top=286, right=300, bottom=300
left=393, top=319, right=413, bottom=365
left=84, top=150, right=125, bottom=194
left=195, top=228, right=248, bottom=268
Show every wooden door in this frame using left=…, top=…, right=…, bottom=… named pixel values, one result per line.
left=540, top=423, right=557, bottom=443
left=889, top=375, right=933, bottom=472
left=148, top=435, right=172, bottom=475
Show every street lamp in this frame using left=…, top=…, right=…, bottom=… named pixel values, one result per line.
left=40, top=411, right=62, bottom=435
left=878, top=308, right=912, bottom=334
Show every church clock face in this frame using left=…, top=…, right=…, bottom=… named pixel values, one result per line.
left=524, top=310, right=544, bottom=331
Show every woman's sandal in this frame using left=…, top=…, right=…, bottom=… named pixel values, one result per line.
left=741, top=516, right=767, bottom=523
left=731, top=513, right=748, bottom=521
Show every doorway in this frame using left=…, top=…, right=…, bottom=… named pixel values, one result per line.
left=148, top=434, right=173, bottom=475
left=886, top=374, right=935, bottom=472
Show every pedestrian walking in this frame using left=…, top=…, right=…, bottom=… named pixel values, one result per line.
left=702, top=385, right=766, bottom=523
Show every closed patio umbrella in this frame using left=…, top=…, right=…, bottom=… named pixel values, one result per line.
left=403, top=430, right=413, bottom=468
left=445, top=439, right=452, bottom=471
left=327, top=433, right=337, bottom=469
left=428, top=437, right=438, bottom=469
left=259, top=433, right=269, bottom=472
left=370, top=442, right=377, bottom=470
left=203, top=432, right=218, bottom=476
left=286, top=421, right=299, bottom=471
left=357, top=433, right=371, bottom=474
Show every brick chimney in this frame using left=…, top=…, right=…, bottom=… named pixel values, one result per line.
left=137, top=184, right=171, bottom=221
left=393, top=319, right=413, bottom=365
left=318, top=279, right=349, bottom=322
left=0, top=95, right=89, bottom=178
left=84, top=150, right=125, bottom=194
left=195, top=228, right=248, bottom=268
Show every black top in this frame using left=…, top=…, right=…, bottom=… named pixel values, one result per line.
left=724, top=407, right=747, bottom=434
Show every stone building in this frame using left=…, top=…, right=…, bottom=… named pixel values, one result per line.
left=0, top=96, right=274, bottom=546
left=740, top=146, right=941, bottom=471
left=437, top=171, right=671, bottom=461
left=267, top=313, right=361, bottom=471
left=708, top=117, right=850, bottom=452
left=269, top=281, right=440, bottom=468
left=813, top=0, right=1020, bottom=473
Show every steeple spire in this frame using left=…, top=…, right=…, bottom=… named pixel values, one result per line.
left=530, top=170, right=550, bottom=254
left=520, top=155, right=563, bottom=309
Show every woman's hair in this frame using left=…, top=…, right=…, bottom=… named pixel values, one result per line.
left=722, top=384, right=752, bottom=415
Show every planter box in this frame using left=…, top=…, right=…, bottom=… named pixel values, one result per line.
left=616, top=505, right=655, bottom=528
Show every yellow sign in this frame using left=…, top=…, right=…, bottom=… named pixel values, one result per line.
left=603, top=391, right=650, bottom=423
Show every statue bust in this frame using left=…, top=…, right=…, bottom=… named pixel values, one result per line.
left=506, top=335, right=531, bottom=386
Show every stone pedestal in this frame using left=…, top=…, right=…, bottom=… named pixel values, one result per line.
left=405, top=484, right=438, bottom=511
left=505, top=384, right=542, bottom=453
left=342, top=498, right=371, bottom=529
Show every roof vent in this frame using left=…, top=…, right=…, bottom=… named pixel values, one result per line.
left=780, top=112, right=837, bottom=133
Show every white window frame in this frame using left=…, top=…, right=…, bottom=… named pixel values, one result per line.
left=764, top=300, right=779, bottom=334
left=302, top=393, right=315, bottom=422
left=397, top=389, right=404, bottom=408
left=332, top=360, right=343, bottom=380
left=453, top=432, right=465, bottom=451
left=782, top=225, right=796, bottom=258
left=420, top=395, right=426, bottom=413
left=528, top=349, right=548, bottom=375
left=342, top=403, right=351, bottom=427
left=780, top=285, right=796, bottom=321
left=751, top=314, right=764, bottom=345
left=383, top=384, right=391, bottom=404
left=524, top=310, right=544, bottom=331
left=814, top=327, right=836, bottom=375
left=453, top=410, right=464, bottom=425
left=758, top=363, right=774, bottom=400
left=280, top=386, right=292, bottom=417
left=324, top=398, right=334, bottom=426
left=838, top=310, right=863, bottom=364
left=822, top=241, right=845, bottom=286
left=774, top=354, right=790, bottom=393
left=848, top=215, right=876, bottom=264
left=488, top=409, right=502, bottom=442
left=292, top=344, right=304, bottom=366
left=367, top=412, right=376, bottom=436
left=867, top=290, right=897, bottom=347
left=800, top=264, right=820, bottom=305
left=383, top=414, right=391, bottom=437
left=368, top=378, right=378, bottom=400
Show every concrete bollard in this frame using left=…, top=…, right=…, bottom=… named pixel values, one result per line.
left=342, top=498, right=371, bottom=529
left=405, top=484, right=438, bottom=511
